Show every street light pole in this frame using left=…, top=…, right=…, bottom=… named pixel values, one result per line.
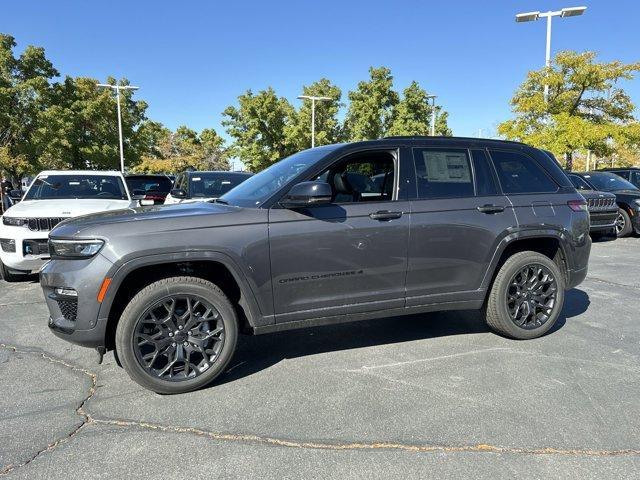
left=426, top=94, right=437, bottom=136
left=515, top=6, right=586, bottom=100
left=97, top=83, right=140, bottom=172
left=297, top=95, right=332, bottom=148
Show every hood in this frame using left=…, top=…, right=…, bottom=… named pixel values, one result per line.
left=2, top=198, right=132, bottom=219
left=50, top=201, right=250, bottom=238
left=611, top=189, right=640, bottom=197
left=579, top=190, right=616, bottom=200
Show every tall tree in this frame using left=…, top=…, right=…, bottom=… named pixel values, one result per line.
left=387, top=81, right=452, bottom=137
left=498, top=51, right=640, bottom=170
left=286, top=78, right=342, bottom=150
left=0, top=33, right=58, bottom=182
left=344, top=66, right=398, bottom=141
left=222, top=87, right=296, bottom=171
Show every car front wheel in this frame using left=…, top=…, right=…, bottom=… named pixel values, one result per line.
left=615, top=208, right=632, bottom=237
left=485, top=251, right=565, bottom=340
left=115, top=276, right=238, bottom=394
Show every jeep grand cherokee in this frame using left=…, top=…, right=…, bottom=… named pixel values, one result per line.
left=41, top=137, right=591, bottom=394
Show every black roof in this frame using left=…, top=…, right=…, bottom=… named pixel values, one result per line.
left=598, top=167, right=640, bottom=171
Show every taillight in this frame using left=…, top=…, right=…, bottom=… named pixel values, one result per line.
left=567, top=199, right=587, bottom=212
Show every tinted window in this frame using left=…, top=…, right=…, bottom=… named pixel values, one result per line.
left=471, top=149, right=498, bottom=196
left=489, top=150, right=557, bottom=194
left=189, top=172, right=251, bottom=198
left=631, top=172, right=640, bottom=188
left=24, top=174, right=128, bottom=200
left=413, top=148, right=474, bottom=199
left=314, top=151, right=395, bottom=203
left=583, top=172, right=638, bottom=192
left=126, top=176, right=172, bottom=195
left=567, top=174, right=592, bottom=191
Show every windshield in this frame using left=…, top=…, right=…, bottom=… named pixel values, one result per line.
left=189, top=172, right=252, bottom=198
left=582, top=172, right=639, bottom=192
left=220, top=146, right=337, bottom=207
left=24, top=174, right=128, bottom=200
left=126, top=176, right=172, bottom=195
left=567, top=174, right=592, bottom=191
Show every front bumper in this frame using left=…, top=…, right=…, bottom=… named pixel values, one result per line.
left=0, top=225, right=51, bottom=272
left=588, top=210, right=618, bottom=232
left=40, top=252, right=115, bottom=348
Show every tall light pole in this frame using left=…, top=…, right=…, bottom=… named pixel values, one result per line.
left=297, top=95, right=332, bottom=148
left=515, top=6, right=586, bottom=100
left=426, top=94, right=437, bottom=136
left=97, top=83, right=140, bottom=172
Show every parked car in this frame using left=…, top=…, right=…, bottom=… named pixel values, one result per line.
left=599, top=167, right=640, bottom=189
left=0, top=170, right=139, bottom=281
left=565, top=172, right=618, bottom=236
left=125, top=174, right=173, bottom=205
left=164, top=171, right=252, bottom=204
left=41, top=137, right=591, bottom=394
left=570, top=171, right=640, bottom=237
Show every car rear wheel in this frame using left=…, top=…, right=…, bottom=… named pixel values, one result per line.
left=115, top=276, right=238, bottom=394
left=615, top=208, right=632, bottom=237
left=485, top=251, right=564, bottom=340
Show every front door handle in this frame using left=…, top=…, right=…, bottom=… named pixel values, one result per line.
left=369, top=210, right=403, bottom=221
left=477, top=204, right=505, bottom=214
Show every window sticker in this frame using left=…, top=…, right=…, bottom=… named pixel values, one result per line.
left=422, top=152, right=470, bottom=183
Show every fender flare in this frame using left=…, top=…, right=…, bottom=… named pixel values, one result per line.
left=97, top=249, right=269, bottom=328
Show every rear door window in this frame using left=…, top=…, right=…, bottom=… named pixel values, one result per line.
left=413, top=148, right=474, bottom=199
left=489, top=150, right=558, bottom=194
left=471, top=149, right=499, bottom=196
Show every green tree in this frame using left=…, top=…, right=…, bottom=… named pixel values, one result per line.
left=344, top=66, right=399, bottom=141
left=286, top=78, right=342, bottom=150
left=222, top=87, right=296, bottom=171
left=498, top=51, right=640, bottom=170
left=0, top=33, right=58, bottom=182
left=387, top=81, right=452, bottom=136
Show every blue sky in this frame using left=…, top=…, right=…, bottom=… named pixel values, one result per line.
left=3, top=0, right=640, bottom=142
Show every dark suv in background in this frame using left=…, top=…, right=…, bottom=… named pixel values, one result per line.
left=41, top=137, right=591, bottom=393
left=571, top=171, right=640, bottom=237
left=565, top=172, right=618, bottom=237
left=599, top=167, right=640, bottom=189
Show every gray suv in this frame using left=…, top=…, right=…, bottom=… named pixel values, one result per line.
left=41, top=137, right=591, bottom=394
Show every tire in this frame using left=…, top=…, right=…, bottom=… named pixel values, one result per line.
left=115, top=276, right=238, bottom=394
left=615, top=208, right=632, bottom=238
left=0, top=260, right=22, bottom=282
left=485, top=251, right=565, bottom=340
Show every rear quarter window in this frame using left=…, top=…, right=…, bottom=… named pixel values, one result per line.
left=489, top=150, right=558, bottom=194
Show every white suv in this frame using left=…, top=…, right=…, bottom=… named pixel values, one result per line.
left=0, top=170, right=137, bottom=281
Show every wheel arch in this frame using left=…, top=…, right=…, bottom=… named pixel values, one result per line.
left=99, top=251, right=267, bottom=351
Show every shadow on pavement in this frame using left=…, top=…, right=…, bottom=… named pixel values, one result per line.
left=215, top=288, right=591, bottom=387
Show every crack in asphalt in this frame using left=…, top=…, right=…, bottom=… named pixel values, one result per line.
left=0, top=344, right=97, bottom=477
left=587, top=276, right=640, bottom=291
left=1, top=342, right=640, bottom=477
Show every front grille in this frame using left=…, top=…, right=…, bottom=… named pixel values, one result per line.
left=57, top=299, right=78, bottom=322
left=27, top=217, right=64, bottom=232
left=587, top=197, right=616, bottom=210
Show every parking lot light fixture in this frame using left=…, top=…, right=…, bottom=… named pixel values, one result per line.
left=97, top=83, right=140, bottom=172
left=426, top=94, right=437, bottom=136
left=515, top=6, right=587, bottom=100
left=297, top=95, right=332, bottom=148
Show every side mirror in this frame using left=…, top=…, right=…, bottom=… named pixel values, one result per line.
left=280, top=181, right=332, bottom=209
left=170, top=188, right=187, bottom=199
left=8, top=190, right=22, bottom=200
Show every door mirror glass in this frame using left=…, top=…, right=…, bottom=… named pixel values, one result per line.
left=170, top=188, right=187, bottom=198
left=280, top=181, right=332, bottom=209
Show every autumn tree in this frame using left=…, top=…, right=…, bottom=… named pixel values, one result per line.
left=387, top=81, right=452, bottom=137
left=499, top=51, right=640, bottom=170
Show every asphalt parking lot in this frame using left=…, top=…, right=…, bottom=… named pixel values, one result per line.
left=1, top=238, right=639, bottom=479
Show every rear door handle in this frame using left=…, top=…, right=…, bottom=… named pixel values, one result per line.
left=369, top=210, right=403, bottom=221
left=477, top=204, right=505, bottom=214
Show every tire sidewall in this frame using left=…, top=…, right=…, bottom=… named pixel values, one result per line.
left=493, top=255, right=565, bottom=340
left=616, top=208, right=632, bottom=238
left=116, top=278, right=238, bottom=394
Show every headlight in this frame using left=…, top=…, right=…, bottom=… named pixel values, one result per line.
left=49, top=239, right=104, bottom=259
left=634, top=199, right=640, bottom=207
left=2, top=216, right=28, bottom=227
